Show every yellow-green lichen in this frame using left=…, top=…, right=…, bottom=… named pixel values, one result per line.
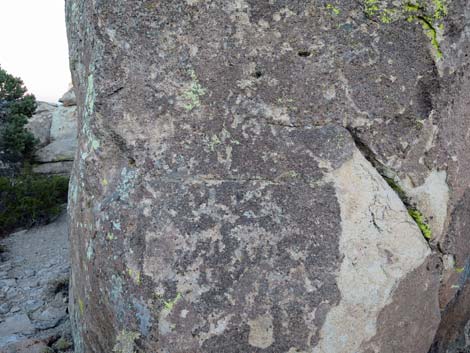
left=456, top=267, right=465, bottom=273
left=432, top=0, right=447, bottom=18
left=82, top=73, right=101, bottom=151
left=364, top=0, right=380, bottom=17
left=127, top=268, right=142, bottom=285
left=419, top=17, right=443, bottom=58
left=183, top=69, right=206, bottom=111
left=408, top=209, right=432, bottom=239
left=326, top=3, right=341, bottom=15
left=361, top=0, right=447, bottom=59
left=164, top=293, right=182, bottom=311
left=78, top=298, right=85, bottom=315
left=380, top=8, right=396, bottom=23
left=113, top=330, right=140, bottom=353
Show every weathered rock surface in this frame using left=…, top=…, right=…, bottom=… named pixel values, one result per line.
left=29, top=95, right=78, bottom=175
left=35, top=139, right=78, bottom=164
left=32, top=162, right=75, bottom=176
left=65, top=0, right=470, bottom=352
left=0, top=212, right=73, bottom=353
left=26, top=102, right=56, bottom=148
left=59, top=88, right=76, bottom=107
left=50, top=106, right=78, bottom=143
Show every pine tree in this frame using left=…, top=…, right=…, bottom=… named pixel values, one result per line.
left=0, top=67, right=37, bottom=161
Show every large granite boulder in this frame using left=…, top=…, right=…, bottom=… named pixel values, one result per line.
left=50, top=105, right=77, bottom=142
left=31, top=96, right=78, bottom=175
left=65, top=0, right=470, bottom=352
left=26, top=102, right=56, bottom=148
left=35, top=139, right=77, bottom=164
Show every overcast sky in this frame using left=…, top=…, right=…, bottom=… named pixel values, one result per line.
left=0, top=0, right=71, bottom=103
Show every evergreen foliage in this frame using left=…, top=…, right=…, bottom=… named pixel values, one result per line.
left=0, top=66, right=37, bottom=161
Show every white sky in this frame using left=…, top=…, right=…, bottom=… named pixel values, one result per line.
left=0, top=0, right=71, bottom=103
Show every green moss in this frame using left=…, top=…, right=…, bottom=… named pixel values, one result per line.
left=113, top=330, right=140, bottom=353
left=384, top=176, right=408, bottom=202
left=408, top=209, right=432, bottom=239
left=0, top=174, right=69, bottom=235
left=384, top=176, right=432, bottom=240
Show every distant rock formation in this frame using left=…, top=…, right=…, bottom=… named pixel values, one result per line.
left=26, top=89, right=77, bottom=175
left=65, top=1, right=470, bottom=352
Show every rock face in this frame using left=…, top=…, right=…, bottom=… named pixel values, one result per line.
left=65, top=1, right=470, bottom=352
left=27, top=94, right=78, bottom=175
left=25, top=102, right=56, bottom=149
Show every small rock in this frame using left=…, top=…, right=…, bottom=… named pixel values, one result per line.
left=0, top=303, right=11, bottom=315
left=0, top=264, right=12, bottom=271
left=31, top=307, right=66, bottom=330
left=24, top=300, right=44, bottom=313
left=0, top=314, right=35, bottom=336
left=6, top=288, right=20, bottom=300
left=3, top=338, right=50, bottom=353
left=10, top=306, right=21, bottom=313
left=0, top=262, right=11, bottom=272
left=0, top=279, right=16, bottom=287
left=23, top=270, right=36, bottom=277
left=0, top=334, right=22, bottom=349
